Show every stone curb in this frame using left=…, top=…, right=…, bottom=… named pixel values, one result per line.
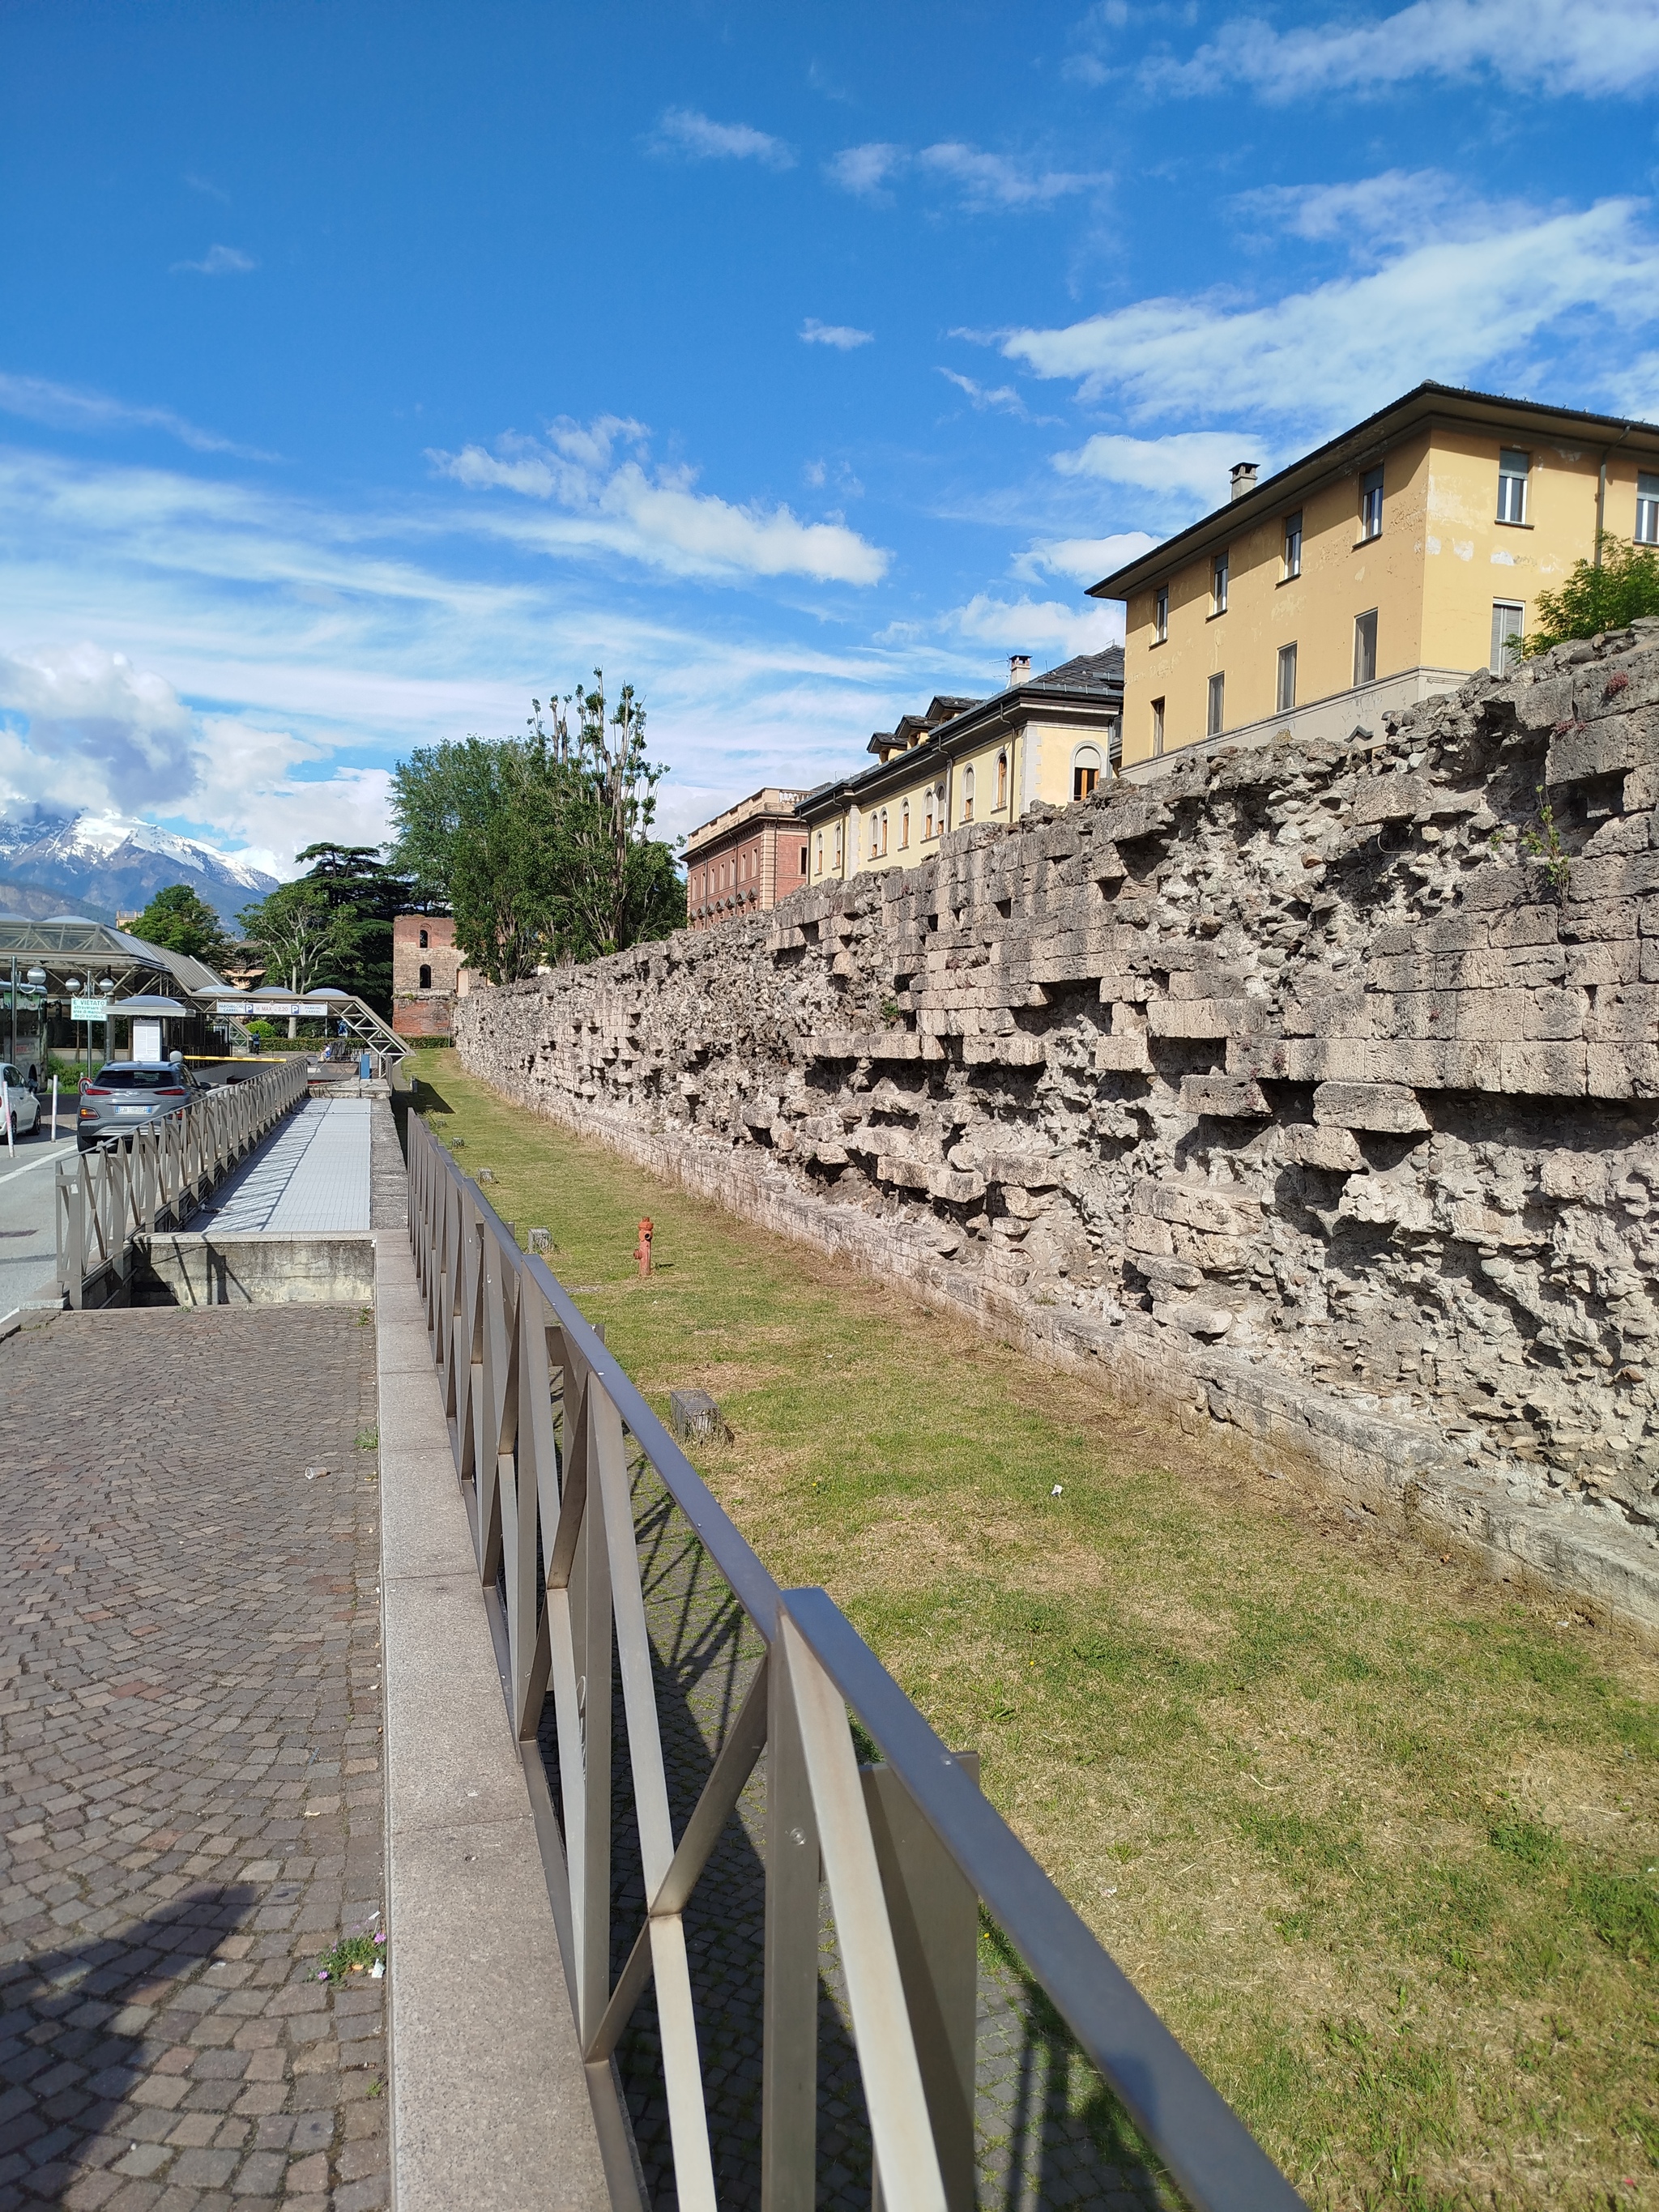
left=375, top=1228, right=608, bottom=2210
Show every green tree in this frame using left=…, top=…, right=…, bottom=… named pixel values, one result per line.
left=238, top=846, right=414, bottom=1016
left=128, top=883, right=231, bottom=969
left=1523, top=536, right=1659, bottom=657
left=389, top=672, right=684, bottom=983
left=237, top=878, right=342, bottom=1033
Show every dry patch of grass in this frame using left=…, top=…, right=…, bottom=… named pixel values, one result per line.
left=410, top=1055, right=1659, bottom=2210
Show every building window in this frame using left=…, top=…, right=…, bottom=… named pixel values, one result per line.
left=1359, top=464, right=1384, bottom=541
left=1206, top=673, right=1225, bottom=737
left=1354, top=607, right=1379, bottom=687
left=1154, top=585, right=1168, bottom=642
left=1212, top=552, right=1229, bottom=615
left=880, top=808, right=889, bottom=856
left=800, top=842, right=808, bottom=875
left=1151, top=697, right=1165, bottom=757
left=834, top=824, right=842, bottom=870
left=1072, top=745, right=1102, bottom=802
left=814, top=832, right=823, bottom=877
left=1277, top=642, right=1297, bottom=714
left=1491, top=600, right=1525, bottom=675
left=962, top=766, right=975, bottom=822
left=1497, top=448, right=1530, bottom=525
left=996, top=751, right=1008, bottom=809
left=900, top=800, right=910, bottom=849
left=923, top=790, right=934, bottom=839
left=419, top=964, right=432, bottom=990
left=1637, top=472, right=1659, bottom=547
left=418, top=927, right=429, bottom=949
left=1282, top=512, right=1302, bottom=580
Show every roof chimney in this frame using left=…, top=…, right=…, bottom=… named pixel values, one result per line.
left=1008, top=654, right=1030, bottom=688
left=1230, top=462, right=1260, bottom=502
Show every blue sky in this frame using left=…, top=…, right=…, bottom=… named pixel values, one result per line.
left=3, top=0, right=1658, bottom=875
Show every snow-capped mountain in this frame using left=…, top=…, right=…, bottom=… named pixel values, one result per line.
left=0, top=812, right=278, bottom=925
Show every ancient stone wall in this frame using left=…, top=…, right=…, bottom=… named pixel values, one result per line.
left=456, top=625, right=1659, bottom=1626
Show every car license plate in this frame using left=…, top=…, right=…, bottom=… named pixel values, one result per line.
left=117, top=1104, right=149, bottom=1115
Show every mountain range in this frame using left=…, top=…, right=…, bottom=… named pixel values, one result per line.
left=0, top=812, right=279, bottom=927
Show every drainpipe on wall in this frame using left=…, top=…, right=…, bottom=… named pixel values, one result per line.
left=1597, top=423, right=1633, bottom=565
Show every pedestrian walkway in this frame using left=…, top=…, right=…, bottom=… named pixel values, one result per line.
left=0, top=1304, right=386, bottom=2212
left=201, top=1102, right=372, bottom=1237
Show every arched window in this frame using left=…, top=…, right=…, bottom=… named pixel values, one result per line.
left=870, top=815, right=881, bottom=861
left=815, top=832, right=824, bottom=876
left=418, top=927, right=429, bottom=949
left=880, top=808, right=889, bottom=856
left=1072, top=744, right=1102, bottom=803
left=962, top=765, right=975, bottom=823
left=419, top=964, right=432, bottom=990
left=996, top=751, right=1008, bottom=809
left=923, top=791, right=934, bottom=839
left=900, top=800, right=910, bottom=849
left=834, top=822, right=843, bottom=869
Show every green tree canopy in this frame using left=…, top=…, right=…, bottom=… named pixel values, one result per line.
left=237, top=844, right=416, bottom=1015
left=1523, top=536, right=1659, bottom=658
left=389, top=673, right=684, bottom=983
left=128, top=884, right=231, bottom=969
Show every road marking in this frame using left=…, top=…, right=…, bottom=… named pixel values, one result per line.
left=0, top=1145, right=75, bottom=1189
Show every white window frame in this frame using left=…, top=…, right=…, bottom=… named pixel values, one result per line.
left=1636, top=472, right=1659, bottom=548
left=1354, top=608, right=1379, bottom=688
left=1277, top=642, right=1297, bottom=714
left=1497, top=449, right=1530, bottom=526
left=1151, top=697, right=1165, bottom=757
left=1491, top=600, right=1525, bottom=675
left=1359, top=466, right=1384, bottom=543
left=1071, top=744, right=1102, bottom=803
left=1282, top=512, right=1302, bottom=581
left=1206, top=672, right=1224, bottom=738
left=1154, top=584, right=1169, bottom=642
left=1212, top=552, right=1229, bottom=616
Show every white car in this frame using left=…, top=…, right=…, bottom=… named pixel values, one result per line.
left=0, top=1064, right=41, bottom=1141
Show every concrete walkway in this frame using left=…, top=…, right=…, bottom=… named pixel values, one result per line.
left=201, top=1104, right=373, bottom=1238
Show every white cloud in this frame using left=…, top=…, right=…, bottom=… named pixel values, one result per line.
left=0, top=643, right=197, bottom=815
left=170, top=244, right=257, bottom=276
left=0, top=371, right=274, bottom=459
left=936, top=369, right=1031, bottom=417
left=915, top=142, right=1110, bottom=212
left=1230, top=167, right=1477, bottom=251
left=827, top=140, right=1108, bottom=212
left=800, top=318, right=873, bottom=350
left=1146, top=0, right=1659, bottom=100
left=649, top=107, right=795, bottom=168
left=1052, top=430, right=1267, bottom=506
left=945, top=592, right=1123, bottom=658
left=825, top=143, right=906, bottom=197
left=184, top=172, right=232, bottom=205
left=1012, top=533, right=1158, bottom=586
left=997, top=198, right=1659, bottom=424
left=429, top=416, right=889, bottom=586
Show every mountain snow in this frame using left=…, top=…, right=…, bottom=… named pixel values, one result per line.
left=0, top=811, right=279, bottom=923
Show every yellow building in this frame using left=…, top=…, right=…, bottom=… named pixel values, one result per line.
left=797, top=650, right=1123, bottom=884
left=1091, top=383, right=1659, bottom=774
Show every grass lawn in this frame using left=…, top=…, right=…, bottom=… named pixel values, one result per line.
left=409, top=1051, right=1658, bottom=2211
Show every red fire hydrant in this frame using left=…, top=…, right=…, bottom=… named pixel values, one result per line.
left=634, top=1217, right=654, bottom=1278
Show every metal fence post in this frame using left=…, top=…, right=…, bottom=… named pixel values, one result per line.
left=761, top=1621, right=821, bottom=2212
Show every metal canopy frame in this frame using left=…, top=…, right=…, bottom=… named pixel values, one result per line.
left=407, top=1113, right=1308, bottom=2212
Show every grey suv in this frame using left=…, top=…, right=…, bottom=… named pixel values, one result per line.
left=77, top=1061, right=205, bottom=1152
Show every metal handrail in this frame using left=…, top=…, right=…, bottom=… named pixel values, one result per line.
left=55, top=1057, right=310, bottom=1305
left=406, top=1109, right=1307, bottom=2212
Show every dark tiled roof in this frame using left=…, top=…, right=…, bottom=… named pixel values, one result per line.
left=1031, top=646, right=1124, bottom=693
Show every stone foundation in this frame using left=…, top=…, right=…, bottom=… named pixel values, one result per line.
left=458, top=625, right=1659, bottom=1630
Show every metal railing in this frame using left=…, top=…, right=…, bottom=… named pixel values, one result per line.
left=56, top=1057, right=310, bottom=1305
left=407, top=1109, right=1307, bottom=2212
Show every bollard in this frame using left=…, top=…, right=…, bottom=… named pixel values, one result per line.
left=633, top=1217, right=654, bottom=1277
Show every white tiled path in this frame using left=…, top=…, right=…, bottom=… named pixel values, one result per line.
left=203, top=1096, right=373, bottom=1233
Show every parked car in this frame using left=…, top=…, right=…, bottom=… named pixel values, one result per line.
left=0, top=1063, right=41, bottom=1141
left=77, top=1060, right=205, bottom=1152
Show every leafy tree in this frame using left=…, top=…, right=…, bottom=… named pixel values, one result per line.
left=1523, top=536, right=1659, bottom=658
left=237, top=846, right=414, bottom=1016
left=389, top=672, right=684, bottom=983
left=128, top=883, right=231, bottom=970
left=237, top=879, right=341, bottom=1032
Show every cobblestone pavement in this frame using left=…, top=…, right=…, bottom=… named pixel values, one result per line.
left=538, top=1453, right=1167, bottom=2211
left=0, top=1305, right=386, bottom=2212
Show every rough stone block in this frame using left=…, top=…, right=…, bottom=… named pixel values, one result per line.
left=1145, top=997, right=1245, bottom=1038
left=1311, top=1082, right=1429, bottom=1134
left=668, top=1388, right=729, bottom=1444
left=1280, top=1123, right=1364, bottom=1171
left=1179, top=1076, right=1272, bottom=1118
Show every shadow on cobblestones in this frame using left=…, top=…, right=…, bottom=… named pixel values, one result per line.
left=535, top=1455, right=1170, bottom=2212
left=0, top=1886, right=258, bottom=2204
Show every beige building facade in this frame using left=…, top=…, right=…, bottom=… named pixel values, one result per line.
left=683, top=787, right=812, bottom=931
left=1093, top=383, right=1659, bottom=774
left=798, top=651, right=1122, bottom=886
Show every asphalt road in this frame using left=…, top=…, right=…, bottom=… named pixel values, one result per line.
left=0, top=1124, right=78, bottom=1313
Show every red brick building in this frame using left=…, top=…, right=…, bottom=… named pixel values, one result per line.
left=683, top=787, right=812, bottom=932
left=392, top=913, right=466, bottom=1038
